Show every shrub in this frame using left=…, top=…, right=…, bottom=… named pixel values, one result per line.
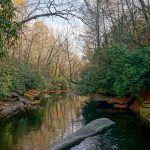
left=0, top=66, right=13, bottom=97
left=80, top=45, right=150, bottom=97
left=50, top=77, right=70, bottom=91
left=0, top=61, right=50, bottom=99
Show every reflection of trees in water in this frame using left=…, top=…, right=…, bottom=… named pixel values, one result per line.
left=1, top=96, right=150, bottom=150
left=81, top=100, right=101, bottom=125
left=13, top=94, right=87, bottom=150
left=0, top=110, right=44, bottom=150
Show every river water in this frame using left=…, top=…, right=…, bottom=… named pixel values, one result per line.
left=0, top=94, right=149, bottom=150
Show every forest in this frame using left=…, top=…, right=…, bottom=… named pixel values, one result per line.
left=0, top=0, right=83, bottom=98
left=79, top=0, right=150, bottom=98
left=0, top=0, right=150, bottom=150
left=0, top=0, right=150, bottom=99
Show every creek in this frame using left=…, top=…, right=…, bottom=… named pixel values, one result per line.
left=0, top=94, right=149, bottom=150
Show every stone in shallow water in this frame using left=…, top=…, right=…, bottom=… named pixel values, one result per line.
left=51, top=118, right=115, bottom=150
left=70, top=136, right=101, bottom=150
left=70, top=130, right=120, bottom=150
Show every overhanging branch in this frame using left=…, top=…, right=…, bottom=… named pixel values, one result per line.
left=21, top=12, right=70, bottom=24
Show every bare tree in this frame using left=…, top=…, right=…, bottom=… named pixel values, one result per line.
left=16, top=0, right=80, bottom=24
left=80, top=0, right=150, bottom=56
left=138, top=0, right=149, bottom=23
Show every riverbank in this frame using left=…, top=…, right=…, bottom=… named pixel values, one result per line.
left=0, top=90, right=41, bottom=122
left=0, top=90, right=73, bottom=122
left=93, top=89, right=150, bottom=128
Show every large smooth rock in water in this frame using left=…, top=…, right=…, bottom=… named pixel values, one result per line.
left=69, top=136, right=101, bottom=150
left=70, top=132, right=119, bottom=150
left=51, top=118, right=115, bottom=150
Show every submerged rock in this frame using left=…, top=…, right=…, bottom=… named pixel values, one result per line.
left=70, top=134, right=119, bottom=150
left=70, top=136, right=101, bottom=150
left=51, top=118, right=115, bottom=150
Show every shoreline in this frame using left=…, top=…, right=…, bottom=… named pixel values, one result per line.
left=0, top=90, right=41, bottom=122
left=92, top=92, right=150, bottom=128
left=0, top=89, right=71, bottom=122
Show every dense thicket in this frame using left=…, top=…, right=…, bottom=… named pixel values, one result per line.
left=80, top=0, right=150, bottom=98
left=0, top=60, right=49, bottom=98
left=80, top=45, right=150, bottom=97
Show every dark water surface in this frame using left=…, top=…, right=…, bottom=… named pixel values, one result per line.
left=0, top=94, right=149, bottom=150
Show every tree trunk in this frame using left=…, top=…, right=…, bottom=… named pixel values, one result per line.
left=138, top=0, right=149, bottom=23
left=96, top=0, right=100, bottom=49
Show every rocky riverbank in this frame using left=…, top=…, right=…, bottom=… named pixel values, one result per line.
left=0, top=90, right=41, bottom=122
left=93, top=89, right=150, bottom=128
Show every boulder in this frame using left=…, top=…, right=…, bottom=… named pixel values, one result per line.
left=51, top=118, right=115, bottom=150
left=70, top=135, right=119, bottom=150
left=0, top=95, right=40, bottom=121
left=69, top=136, right=101, bottom=150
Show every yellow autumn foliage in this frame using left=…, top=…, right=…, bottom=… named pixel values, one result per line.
left=12, top=0, right=25, bottom=5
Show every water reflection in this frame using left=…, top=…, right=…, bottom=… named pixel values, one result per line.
left=0, top=95, right=150, bottom=150
left=0, top=94, right=87, bottom=150
left=81, top=100, right=150, bottom=150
